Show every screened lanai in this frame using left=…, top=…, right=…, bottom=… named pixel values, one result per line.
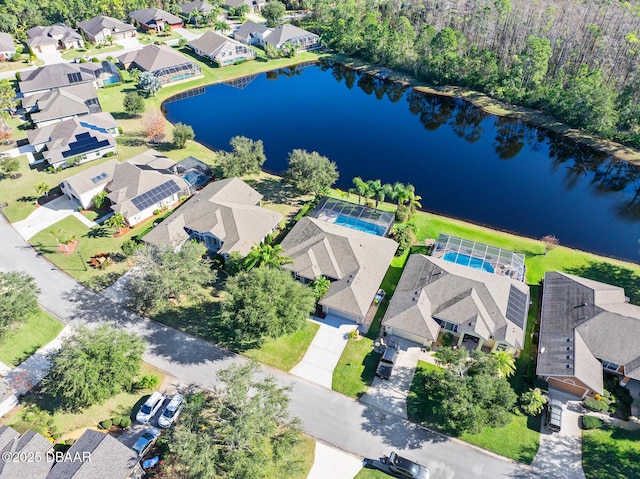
left=311, top=197, right=394, bottom=237
left=152, top=62, right=201, bottom=85
left=432, top=234, right=526, bottom=282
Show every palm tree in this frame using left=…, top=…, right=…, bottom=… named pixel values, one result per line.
left=352, top=177, right=367, bottom=205
left=49, top=227, right=63, bottom=247
left=367, top=179, right=382, bottom=208
left=492, top=350, right=516, bottom=377
left=243, top=243, right=292, bottom=271
left=35, top=182, right=50, bottom=198
left=310, top=276, right=331, bottom=300
left=392, top=182, right=408, bottom=205
left=520, top=388, right=548, bottom=416
left=406, top=184, right=422, bottom=211
left=105, top=212, right=126, bottom=235
left=214, top=20, right=230, bottom=33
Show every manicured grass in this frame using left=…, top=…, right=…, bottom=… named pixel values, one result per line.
left=354, top=469, right=391, bottom=479
left=245, top=321, right=320, bottom=371
left=138, top=31, right=182, bottom=44
left=332, top=336, right=380, bottom=398
left=264, top=434, right=316, bottom=479
left=582, top=426, right=640, bottom=479
left=0, top=309, right=64, bottom=367
left=28, top=214, right=159, bottom=289
left=7, top=363, right=165, bottom=438
left=61, top=44, right=123, bottom=60
left=407, top=361, right=540, bottom=464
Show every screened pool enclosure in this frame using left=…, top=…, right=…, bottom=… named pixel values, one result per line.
left=311, top=197, right=394, bottom=237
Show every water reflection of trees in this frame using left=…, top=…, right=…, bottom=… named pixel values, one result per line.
left=452, top=100, right=485, bottom=143
left=493, top=117, right=526, bottom=159
left=406, top=90, right=454, bottom=131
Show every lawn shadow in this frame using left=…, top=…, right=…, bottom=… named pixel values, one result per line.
left=86, top=226, right=111, bottom=238
left=117, top=134, right=147, bottom=148
left=245, top=176, right=311, bottom=214
left=565, top=260, right=640, bottom=304
left=18, top=195, right=37, bottom=203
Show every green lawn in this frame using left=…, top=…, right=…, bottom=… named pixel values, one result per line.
left=0, top=309, right=64, bottom=367
left=407, top=361, right=540, bottom=463
left=245, top=321, right=320, bottom=371
left=582, top=426, right=640, bottom=479
left=61, top=44, right=124, bottom=60
left=332, top=336, right=381, bottom=398
left=264, top=434, right=316, bottom=479
left=354, top=469, right=392, bottom=479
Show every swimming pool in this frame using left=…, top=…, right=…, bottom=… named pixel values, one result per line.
left=333, top=214, right=386, bottom=236
left=102, top=75, right=121, bottom=85
left=183, top=169, right=208, bottom=188
left=442, top=252, right=495, bottom=273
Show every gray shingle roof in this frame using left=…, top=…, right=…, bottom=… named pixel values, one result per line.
left=537, top=271, right=640, bottom=395
left=26, top=23, right=82, bottom=46
left=0, top=428, right=52, bottom=479
left=25, top=84, right=100, bottom=124
left=78, top=15, right=136, bottom=37
left=117, top=44, right=194, bottom=73
left=232, top=21, right=268, bottom=43
left=129, top=8, right=182, bottom=27
left=281, top=216, right=397, bottom=319
left=382, top=254, right=530, bottom=347
left=180, top=0, right=215, bottom=14
left=0, top=32, right=15, bottom=53
left=264, top=24, right=317, bottom=48
left=143, top=177, right=282, bottom=256
left=189, top=31, right=241, bottom=56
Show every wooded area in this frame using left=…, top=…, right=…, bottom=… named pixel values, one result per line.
left=303, top=0, right=640, bottom=146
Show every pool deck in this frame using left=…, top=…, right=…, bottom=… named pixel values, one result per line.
left=431, top=249, right=521, bottom=280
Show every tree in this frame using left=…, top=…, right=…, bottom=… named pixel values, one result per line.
left=105, top=212, right=126, bottom=234
left=141, top=110, right=166, bottom=144
left=352, top=176, right=368, bottom=205
left=92, top=190, right=108, bottom=209
left=106, top=35, right=114, bottom=46
left=262, top=0, right=286, bottom=27
left=1, top=157, right=19, bottom=176
left=520, top=388, right=548, bottom=416
left=42, top=325, right=145, bottom=412
left=123, top=91, right=146, bottom=117
left=162, top=362, right=302, bottom=479
left=34, top=182, right=50, bottom=197
left=220, top=268, right=315, bottom=348
left=283, top=149, right=339, bottom=195
left=310, top=275, right=331, bottom=300
left=0, top=121, right=12, bottom=144
left=243, top=242, right=292, bottom=270
left=0, top=271, right=39, bottom=338
left=541, top=234, right=559, bottom=255
left=129, top=242, right=216, bottom=314
left=229, top=3, right=249, bottom=18
left=492, top=350, right=516, bottom=377
left=213, top=20, right=230, bottom=33
left=220, top=136, right=266, bottom=178
left=137, top=71, right=162, bottom=97
left=173, top=122, right=195, bottom=148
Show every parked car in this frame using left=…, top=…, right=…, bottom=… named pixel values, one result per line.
left=545, top=397, right=563, bottom=433
left=376, top=340, right=399, bottom=379
left=136, top=391, right=166, bottom=424
left=363, top=451, right=430, bottom=479
left=132, top=428, right=161, bottom=457
left=158, top=394, right=185, bottom=428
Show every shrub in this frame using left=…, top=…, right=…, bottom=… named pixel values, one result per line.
left=173, top=122, right=195, bottom=148
left=395, top=204, right=410, bottom=222
left=10, top=53, right=21, bottom=62
left=121, top=239, right=138, bottom=257
left=581, top=415, right=604, bottom=430
left=441, top=332, right=454, bottom=347
left=15, top=71, right=20, bottom=81
left=120, top=417, right=131, bottom=428
left=348, top=329, right=359, bottom=340
left=77, top=206, right=83, bottom=212
left=99, top=419, right=112, bottom=429
left=134, top=374, right=159, bottom=391
left=92, top=56, right=100, bottom=62
left=117, top=126, right=123, bottom=135
left=178, top=38, right=188, bottom=48
left=584, top=396, right=609, bottom=412
left=111, top=416, right=122, bottom=426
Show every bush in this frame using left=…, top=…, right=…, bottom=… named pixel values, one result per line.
left=441, top=332, right=454, bottom=347
left=104, top=151, right=115, bottom=157
left=581, top=415, right=604, bottom=430
left=348, top=329, right=359, bottom=340
left=584, top=396, right=609, bottom=412
left=10, top=53, right=21, bottom=62
left=92, top=57, right=100, bottom=62
left=121, top=239, right=138, bottom=257
left=117, top=126, right=123, bottom=135
left=111, top=416, right=122, bottom=426
left=77, top=205, right=83, bottom=212
left=395, top=204, right=410, bottom=222
left=173, top=122, right=195, bottom=148
left=120, top=417, right=131, bottom=428
left=99, top=419, right=112, bottom=429
left=15, top=71, right=20, bottom=81
left=134, top=374, right=159, bottom=391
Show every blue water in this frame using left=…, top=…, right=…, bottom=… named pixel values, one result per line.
left=442, top=252, right=495, bottom=273
left=102, top=75, right=120, bottom=85
left=164, top=62, right=640, bottom=261
left=334, top=214, right=385, bottom=236
left=183, top=169, right=207, bottom=188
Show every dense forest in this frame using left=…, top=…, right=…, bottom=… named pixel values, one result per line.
left=302, top=0, right=640, bottom=147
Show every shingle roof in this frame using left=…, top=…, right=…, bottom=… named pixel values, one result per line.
left=232, top=20, right=268, bottom=43
left=118, top=44, right=194, bottom=73
left=537, top=271, right=640, bottom=395
left=78, top=15, right=136, bottom=37
left=189, top=31, right=242, bottom=56
left=26, top=23, right=82, bottom=46
left=18, top=63, right=105, bottom=95
left=281, top=217, right=397, bottom=319
left=0, top=428, right=52, bottom=479
left=25, top=84, right=100, bottom=124
left=129, top=8, right=182, bottom=26
left=143, top=177, right=282, bottom=256
left=47, top=429, right=139, bottom=479
left=62, top=159, right=118, bottom=196
left=382, top=254, right=530, bottom=347
left=180, top=0, right=215, bottom=14
left=264, top=24, right=317, bottom=48
left=0, top=32, right=15, bottom=52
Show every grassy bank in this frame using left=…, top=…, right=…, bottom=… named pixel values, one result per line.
left=0, top=309, right=64, bottom=367
left=582, top=426, right=640, bottom=479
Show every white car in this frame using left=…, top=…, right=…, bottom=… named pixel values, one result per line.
left=158, top=394, right=185, bottom=428
left=136, top=391, right=166, bottom=424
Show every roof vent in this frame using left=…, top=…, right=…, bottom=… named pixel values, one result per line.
left=574, top=302, right=588, bottom=308
left=566, top=338, right=572, bottom=343
left=566, top=355, right=572, bottom=360
left=540, top=347, right=546, bottom=354
left=566, top=364, right=571, bottom=369
left=566, top=346, right=572, bottom=351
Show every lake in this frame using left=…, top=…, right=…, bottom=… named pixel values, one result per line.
left=164, top=61, right=640, bottom=262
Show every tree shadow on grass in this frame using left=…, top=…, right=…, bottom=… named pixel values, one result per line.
left=86, top=226, right=111, bottom=238
left=117, top=133, right=146, bottom=148
left=245, top=176, right=311, bottom=212
left=566, top=260, right=640, bottom=304
left=18, top=195, right=37, bottom=203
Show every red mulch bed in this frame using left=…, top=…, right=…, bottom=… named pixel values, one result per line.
left=57, top=240, right=79, bottom=255
left=113, top=228, right=131, bottom=238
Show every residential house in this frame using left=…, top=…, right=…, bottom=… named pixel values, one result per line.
left=128, top=8, right=183, bottom=32
left=22, top=83, right=101, bottom=128
left=27, top=112, right=118, bottom=168
left=18, top=62, right=121, bottom=97
left=117, top=44, right=201, bottom=85
left=189, top=31, right=255, bottom=66
left=78, top=15, right=137, bottom=44
left=537, top=271, right=640, bottom=398
left=224, top=0, right=265, bottom=14
left=143, top=177, right=282, bottom=257
left=26, top=24, right=84, bottom=53
left=280, top=216, right=397, bottom=324
left=47, top=429, right=143, bottom=479
left=0, top=426, right=53, bottom=479
left=180, top=0, right=216, bottom=22
left=61, top=149, right=195, bottom=226
left=0, top=32, right=16, bottom=60
left=381, top=254, right=530, bottom=351
left=234, top=21, right=320, bottom=52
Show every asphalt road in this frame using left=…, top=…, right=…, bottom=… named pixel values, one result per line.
left=0, top=214, right=528, bottom=478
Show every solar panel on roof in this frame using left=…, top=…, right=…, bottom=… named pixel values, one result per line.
left=62, top=135, right=111, bottom=158
left=90, top=172, right=108, bottom=183
left=506, top=285, right=528, bottom=328
left=131, top=180, right=181, bottom=211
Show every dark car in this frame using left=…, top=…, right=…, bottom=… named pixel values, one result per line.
left=363, top=451, right=430, bottom=479
left=376, top=340, right=399, bottom=379
left=545, top=397, right=563, bottom=433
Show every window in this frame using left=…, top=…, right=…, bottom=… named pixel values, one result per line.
left=496, top=343, right=508, bottom=351
left=434, top=318, right=459, bottom=333
left=601, top=360, right=620, bottom=372
left=67, top=72, right=82, bottom=84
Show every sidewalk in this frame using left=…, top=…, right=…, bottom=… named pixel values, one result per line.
left=306, top=442, right=362, bottom=479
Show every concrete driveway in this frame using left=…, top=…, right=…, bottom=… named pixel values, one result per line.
left=307, top=442, right=362, bottom=479
left=290, top=315, right=357, bottom=389
left=360, top=338, right=421, bottom=418
left=13, top=196, right=96, bottom=240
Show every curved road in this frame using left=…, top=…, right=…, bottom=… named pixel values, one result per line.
left=0, top=215, right=528, bottom=479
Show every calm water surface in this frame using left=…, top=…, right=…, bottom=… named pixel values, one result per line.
left=164, top=61, right=640, bottom=262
